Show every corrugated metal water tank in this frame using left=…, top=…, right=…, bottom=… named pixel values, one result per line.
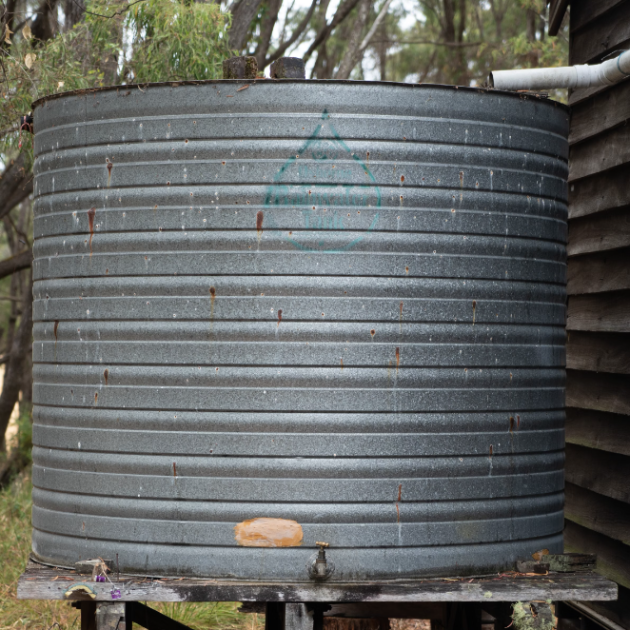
left=31, top=81, right=569, bottom=581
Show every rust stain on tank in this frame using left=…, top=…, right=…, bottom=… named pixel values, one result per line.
left=87, top=207, right=96, bottom=254
left=400, top=175, right=405, bottom=183
left=459, top=171, right=464, bottom=187
left=209, top=286, right=216, bottom=323
left=516, top=414, right=521, bottom=430
left=395, top=347, right=400, bottom=374
left=277, top=309, right=283, bottom=327
left=489, top=444, right=493, bottom=457
left=397, top=484, right=402, bottom=502
left=340, top=358, right=343, bottom=370
left=370, top=329, right=375, bottom=338
left=104, top=369, right=109, bottom=386
left=234, top=518, right=303, bottom=548
left=173, top=462, right=177, bottom=478
left=405, top=266, right=409, bottom=275
left=106, top=158, right=113, bottom=186
left=509, top=416, right=514, bottom=433
left=53, top=320, right=59, bottom=342
left=472, top=299, right=477, bottom=325
left=94, top=392, right=98, bottom=405
left=256, top=210, right=264, bottom=242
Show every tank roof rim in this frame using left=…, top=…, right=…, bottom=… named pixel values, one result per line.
left=31, top=78, right=568, bottom=111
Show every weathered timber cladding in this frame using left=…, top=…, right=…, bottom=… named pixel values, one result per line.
left=566, top=409, right=630, bottom=456
left=566, top=332, right=630, bottom=374
left=565, top=483, right=630, bottom=545
left=567, top=250, right=630, bottom=294
left=569, top=163, right=630, bottom=219
left=563, top=0, right=630, bottom=624
left=565, top=521, right=630, bottom=590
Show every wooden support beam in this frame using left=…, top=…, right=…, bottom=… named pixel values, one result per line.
left=16, top=560, right=618, bottom=603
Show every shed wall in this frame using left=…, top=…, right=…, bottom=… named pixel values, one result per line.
left=565, top=0, right=630, bottom=626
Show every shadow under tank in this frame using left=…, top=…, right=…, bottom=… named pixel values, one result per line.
left=30, top=80, right=568, bottom=581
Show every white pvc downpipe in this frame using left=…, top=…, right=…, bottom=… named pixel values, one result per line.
left=490, top=50, right=630, bottom=90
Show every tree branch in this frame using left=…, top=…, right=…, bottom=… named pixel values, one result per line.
left=335, top=0, right=371, bottom=80
left=229, top=0, right=265, bottom=51
left=0, top=250, right=32, bottom=280
left=265, top=0, right=318, bottom=65
left=302, top=0, right=362, bottom=63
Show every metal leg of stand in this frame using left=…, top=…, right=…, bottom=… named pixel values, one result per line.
left=266, top=603, right=287, bottom=630
left=95, top=602, right=127, bottom=630
left=286, top=604, right=314, bottom=630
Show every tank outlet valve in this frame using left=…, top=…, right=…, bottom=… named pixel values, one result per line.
left=307, top=542, right=335, bottom=581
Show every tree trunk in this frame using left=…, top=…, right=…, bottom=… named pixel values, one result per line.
left=335, top=0, right=371, bottom=79
left=229, top=0, right=265, bottom=51
left=64, top=0, right=85, bottom=30
left=0, top=152, right=31, bottom=223
left=0, top=272, right=32, bottom=446
left=526, top=7, right=536, bottom=42
left=31, top=0, right=60, bottom=41
left=253, top=0, right=282, bottom=67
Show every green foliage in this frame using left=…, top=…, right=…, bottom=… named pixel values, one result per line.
left=123, top=0, right=232, bottom=83
left=386, top=0, right=569, bottom=88
left=0, top=0, right=233, bottom=159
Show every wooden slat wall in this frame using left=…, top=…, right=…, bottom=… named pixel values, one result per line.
left=565, top=1, right=630, bottom=627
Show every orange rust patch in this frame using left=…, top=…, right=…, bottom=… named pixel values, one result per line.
left=87, top=207, right=96, bottom=254
left=234, top=518, right=303, bottom=548
left=256, top=210, right=264, bottom=234
left=277, top=309, right=283, bottom=327
left=395, top=347, right=400, bottom=373
left=53, top=320, right=59, bottom=341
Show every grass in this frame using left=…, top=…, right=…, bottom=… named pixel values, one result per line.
left=0, top=469, right=264, bottom=630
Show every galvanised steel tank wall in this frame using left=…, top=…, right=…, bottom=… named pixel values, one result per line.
left=31, top=81, right=568, bottom=581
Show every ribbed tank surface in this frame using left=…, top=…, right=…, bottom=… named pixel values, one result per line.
left=30, top=81, right=568, bottom=580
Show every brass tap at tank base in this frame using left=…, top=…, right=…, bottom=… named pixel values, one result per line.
left=308, top=542, right=335, bottom=581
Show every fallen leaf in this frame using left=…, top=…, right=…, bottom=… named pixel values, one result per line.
left=22, top=24, right=32, bottom=39
left=4, top=26, right=13, bottom=44
left=57, top=81, right=65, bottom=90
left=236, top=85, right=250, bottom=92
left=24, top=53, right=36, bottom=69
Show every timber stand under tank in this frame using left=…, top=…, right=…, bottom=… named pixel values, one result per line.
left=30, top=80, right=568, bottom=581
